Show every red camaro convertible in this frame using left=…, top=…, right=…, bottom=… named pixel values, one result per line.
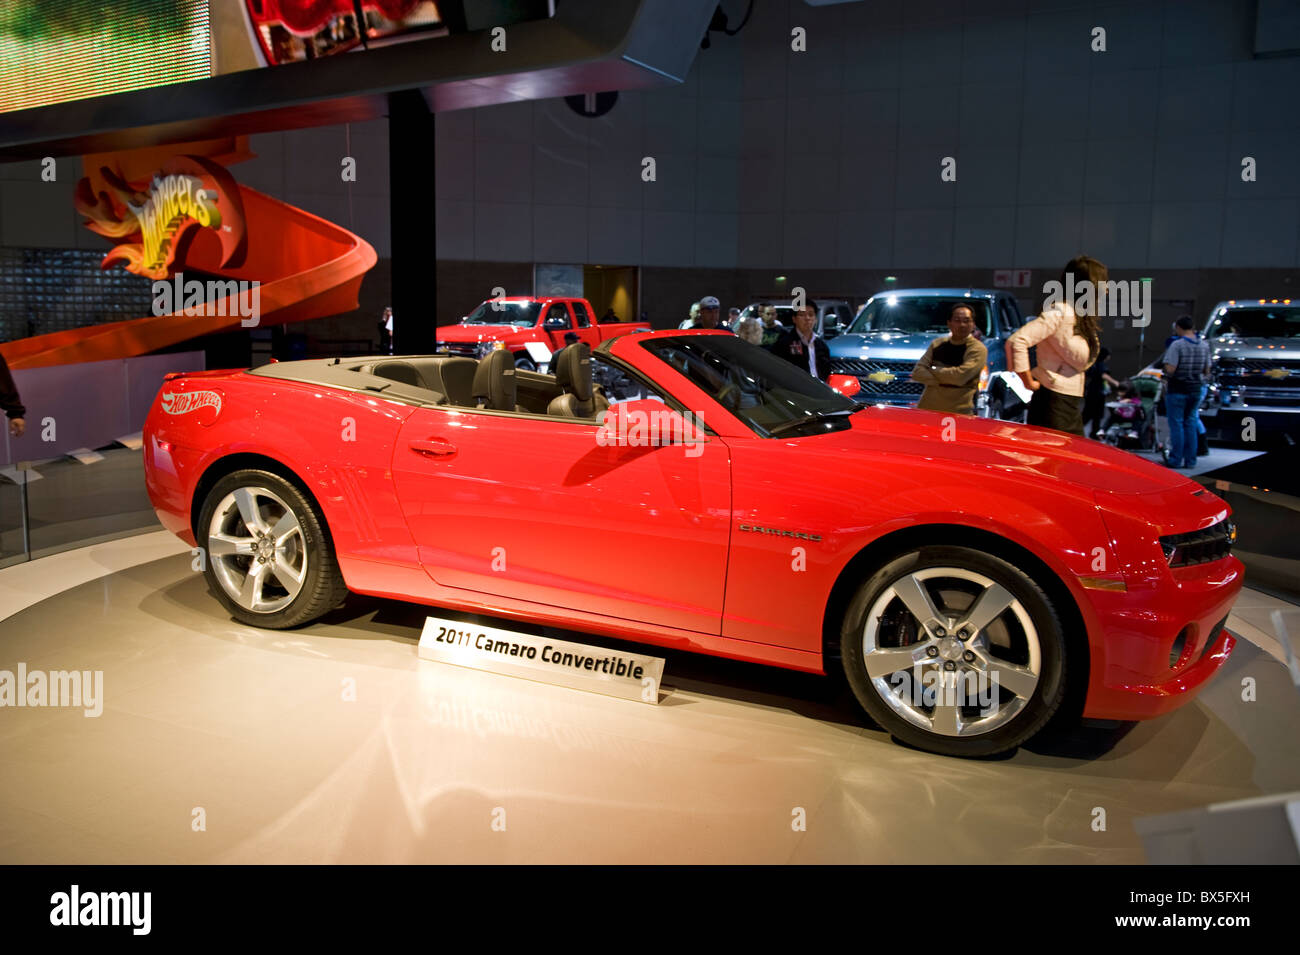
left=143, top=331, right=1242, bottom=757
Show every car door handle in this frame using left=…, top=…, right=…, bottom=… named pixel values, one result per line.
left=409, top=439, right=457, bottom=458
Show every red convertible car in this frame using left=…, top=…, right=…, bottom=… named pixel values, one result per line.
left=143, top=331, right=1242, bottom=757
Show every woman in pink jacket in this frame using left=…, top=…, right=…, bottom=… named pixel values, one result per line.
left=1006, top=256, right=1105, bottom=436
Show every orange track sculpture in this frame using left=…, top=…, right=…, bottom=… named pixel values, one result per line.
left=1, top=138, right=376, bottom=370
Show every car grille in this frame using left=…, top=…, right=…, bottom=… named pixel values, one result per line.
left=1159, top=520, right=1235, bottom=567
left=1216, top=359, right=1300, bottom=387
left=438, top=342, right=479, bottom=357
left=830, top=358, right=923, bottom=400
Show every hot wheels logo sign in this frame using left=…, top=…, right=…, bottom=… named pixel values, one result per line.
left=159, top=390, right=222, bottom=417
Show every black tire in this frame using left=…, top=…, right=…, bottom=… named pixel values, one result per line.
left=197, top=468, right=347, bottom=629
left=840, top=545, right=1068, bottom=758
left=514, top=354, right=537, bottom=372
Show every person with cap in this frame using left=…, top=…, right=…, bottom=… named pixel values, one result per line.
left=685, top=296, right=727, bottom=331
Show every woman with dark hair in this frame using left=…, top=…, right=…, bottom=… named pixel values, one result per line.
left=1006, top=255, right=1105, bottom=436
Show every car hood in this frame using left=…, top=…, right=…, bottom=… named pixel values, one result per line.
left=828, top=331, right=936, bottom=360
left=437, top=323, right=526, bottom=342
left=1208, top=338, right=1300, bottom=360
left=828, top=406, right=1193, bottom=496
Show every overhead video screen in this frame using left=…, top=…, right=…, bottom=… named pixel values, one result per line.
left=0, top=0, right=555, bottom=115
left=0, top=0, right=212, bottom=113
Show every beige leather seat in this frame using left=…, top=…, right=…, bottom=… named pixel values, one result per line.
left=472, top=348, right=526, bottom=412
left=417, top=358, right=477, bottom=406
left=371, top=360, right=428, bottom=390
left=546, top=343, right=610, bottom=418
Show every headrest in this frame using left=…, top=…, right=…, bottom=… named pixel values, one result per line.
left=553, top=342, right=593, bottom=403
left=472, top=348, right=517, bottom=411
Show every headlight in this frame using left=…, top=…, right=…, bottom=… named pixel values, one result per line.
left=474, top=341, right=495, bottom=358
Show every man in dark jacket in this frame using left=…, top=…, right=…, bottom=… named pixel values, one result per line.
left=0, top=350, right=26, bottom=437
left=770, top=304, right=830, bottom=381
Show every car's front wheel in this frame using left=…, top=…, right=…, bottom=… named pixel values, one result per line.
left=840, top=545, right=1067, bottom=757
left=197, top=469, right=347, bottom=629
left=514, top=353, right=537, bottom=372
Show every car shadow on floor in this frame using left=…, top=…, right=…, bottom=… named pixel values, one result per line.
left=323, top=593, right=1142, bottom=764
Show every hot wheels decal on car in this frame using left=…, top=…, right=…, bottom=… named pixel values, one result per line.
left=159, top=390, right=222, bottom=418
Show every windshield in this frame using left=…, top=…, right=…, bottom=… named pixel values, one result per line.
left=1207, top=306, right=1300, bottom=339
left=640, top=334, right=857, bottom=437
left=849, top=298, right=991, bottom=336
left=463, top=302, right=541, bottom=327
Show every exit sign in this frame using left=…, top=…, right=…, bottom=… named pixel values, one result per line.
left=994, top=269, right=1032, bottom=288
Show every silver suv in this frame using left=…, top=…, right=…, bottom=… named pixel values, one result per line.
left=1200, top=299, right=1300, bottom=442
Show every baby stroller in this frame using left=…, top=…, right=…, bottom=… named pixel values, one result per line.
left=1129, top=370, right=1166, bottom=460
left=1100, top=386, right=1149, bottom=450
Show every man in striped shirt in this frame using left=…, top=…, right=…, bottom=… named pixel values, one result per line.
left=1162, top=315, right=1211, bottom=468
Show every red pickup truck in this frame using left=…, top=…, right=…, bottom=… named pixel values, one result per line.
left=437, top=297, right=651, bottom=369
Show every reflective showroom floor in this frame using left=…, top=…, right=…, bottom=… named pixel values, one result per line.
left=1, top=531, right=1298, bottom=864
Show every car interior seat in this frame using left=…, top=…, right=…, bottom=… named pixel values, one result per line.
left=472, top=348, right=526, bottom=412
left=370, top=360, right=427, bottom=389
left=547, top=343, right=610, bottom=418
left=417, top=357, right=478, bottom=406
left=364, top=360, right=449, bottom=404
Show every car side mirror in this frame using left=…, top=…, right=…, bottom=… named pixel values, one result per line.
left=828, top=374, right=861, bottom=397
left=598, top=399, right=706, bottom=449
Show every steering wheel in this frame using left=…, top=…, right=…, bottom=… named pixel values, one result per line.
left=716, top=381, right=740, bottom=409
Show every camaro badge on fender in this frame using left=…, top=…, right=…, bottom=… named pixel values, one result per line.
left=739, top=523, right=822, bottom=542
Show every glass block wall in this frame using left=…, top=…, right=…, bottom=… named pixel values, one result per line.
left=0, top=248, right=154, bottom=342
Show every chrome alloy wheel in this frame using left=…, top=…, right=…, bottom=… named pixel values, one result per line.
left=861, top=567, right=1041, bottom=737
left=207, top=486, right=308, bottom=614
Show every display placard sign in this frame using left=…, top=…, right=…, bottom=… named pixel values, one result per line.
left=418, top=616, right=665, bottom=704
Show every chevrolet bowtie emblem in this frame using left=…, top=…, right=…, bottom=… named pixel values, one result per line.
left=867, top=370, right=896, bottom=384
left=1263, top=367, right=1291, bottom=380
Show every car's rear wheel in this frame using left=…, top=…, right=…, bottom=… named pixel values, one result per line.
left=840, top=545, right=1067, bottom=757
left=198, top=469, right=346, bottom=629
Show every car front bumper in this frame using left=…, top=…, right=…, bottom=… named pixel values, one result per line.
left=1080, top=555, right=1243, bottom=721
